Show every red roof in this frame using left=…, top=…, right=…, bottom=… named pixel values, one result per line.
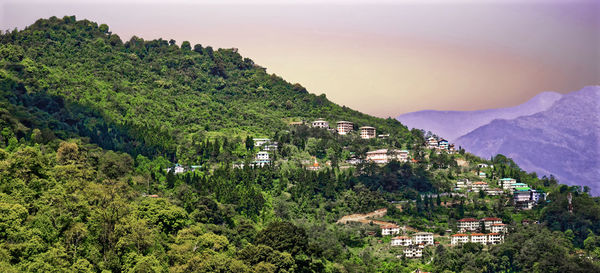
left=458, top=218, right=478, bottom=222
left=452, top=234, right=468, bottom=237
left=382, top=224, right=399, bottom=229
left=491, top=223, right=506, bottom=226
left=482, top=217, right=502, bottom=221
left=488, top=233, right=501, bottom=235
left=470, top=233, right=486, bottom=236
left=392, top=236, right=410, bottom=239
left=473, top=181, right=488, bottom=185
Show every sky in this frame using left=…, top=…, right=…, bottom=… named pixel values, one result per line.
left=1, top=0, right=598, bottom=117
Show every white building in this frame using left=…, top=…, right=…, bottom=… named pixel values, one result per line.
left=253, top=138, right=271, bottom=147
left=403, top=247, right=423, bottom=258
left=262, top=142, right=278, bottom=151
left=456, top=179, right=471, bottom=190
left=490, top=223, right=506, bottom=233
left=481, top=217, right=503, bottom=231
left=166, top=164, right=186, bottom=174
left=381, top=224, right=401, bottom=236
left=359, top=126, right=376, bottom=139
left=485, top=188, right=504, bottom=196
left=366, top=149, right=409, bottom=164
left=457, top=218, right=480, bottom=232
left=478, top=172, right=487, bottom=178
left=513, top=188, right=532, bottom=202
left=391, top=236, right=413, bottom=246
left=487, top=233, right=504, bottom=244
left=312, top=119, right=329, bottom=129
left=256, top=151, right=270, bottom=161
left=470, top=233, right=488, bottom=244
left=499, top=178, right=517, bottom=190
left=426, top=137, right=438, bottom=149
left=253, top=160, right=270, bottom=167
left=451, top=234, right=469, bottom=245
left=336, top=121, right=354, bottom=135
left=532, top=189, right=546, bottom=203
left=472, top=181, right=489, bottom=192
left=413, top=232, right=434, bottom=245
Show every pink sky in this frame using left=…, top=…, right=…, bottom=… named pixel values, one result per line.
left=1, top=0, right=598, bottom=117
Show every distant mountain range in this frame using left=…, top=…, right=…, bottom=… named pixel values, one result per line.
left=397, top=91, right=563, bottom=141
left=398, top=86, right=600, bottom=194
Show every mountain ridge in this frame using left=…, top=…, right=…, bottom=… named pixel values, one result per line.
left=397, top=91, right=563, bottom=141
left=456, top=86, right=600, bottom=194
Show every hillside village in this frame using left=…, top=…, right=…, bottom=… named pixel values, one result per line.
left=166, top=116, right=549, bottom=261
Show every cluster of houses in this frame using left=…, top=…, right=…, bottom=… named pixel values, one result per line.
left=380, top=217, right=509, bottom=258
left=233, top=138, right=279, bottom=168
left=426, top=136, right=455, bottom=153
left=450, top=217, right=506, bottom=245
left=253, top=138, right=278, bottom=167
left=455, top=179, right=503, bottom=195
left=311, top=119, right=389, bottom=140
left=382, top=225, right=435, bottom=258
left=454, top=178, right=546, bottom=209
left=498, top=178, right=547, bottom=209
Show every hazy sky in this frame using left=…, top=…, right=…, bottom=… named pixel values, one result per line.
left=1, top=0, right=598, bottom=117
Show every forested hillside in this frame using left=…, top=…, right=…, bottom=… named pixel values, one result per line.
left=0, top=15, right=412, bottom=159
left=0, top=16, right=599, bottom=273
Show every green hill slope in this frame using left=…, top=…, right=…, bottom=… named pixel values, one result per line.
left=1, top=16, right=599, bottom=273
left=0, top=16, right=412, bottom=158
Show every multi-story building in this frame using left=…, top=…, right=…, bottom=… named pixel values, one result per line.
left=514, top=187, right=545, bottom=210
left=403, top=247, right=423, bottom=258
left=458, top=218, right=480, bottom=232
left=336, top=121, right=354, bottom=135
left=413, top=232, right=434, bottom=245
left=512, top=183, right=529, bottom=189
left=472, top=181, right=489, bottom=192
left=451, top=234, right=469, bottom=245
left=381, top=224, right=401, bottom=236
left=391, top=236, right=413, bottom=246
left=487, top=233, right=504, bottom=244
left=456, top=179, right=471, bottom=190
left=166, top=164, right=186, bottom=174
left=485, top=188, right=504, bottom=196
left=359, top=126, right=376, bottom=139
left=256, top=151, right=270, bottom=161
left=366, top=149, right=409, bottom=164
left=451, top=233, right=505, bottom=245
left=426, top=137, right=439, bottom=149
left=499, top=178, right=517, bottom=190
left=490, top=223, right=506, bottom=233
left=481, top=217, right=502, bottom=231
left=532, top=189, right=546, bottom=203
left=312, top=119, right=329, bottom=129
left=438, top=139, right=449, bottom=150
left=253, top=138, right=271, bottom=147
left=470, top=233, right=488, bottom=244
left=513, top=187, right=532, bottom=202
left=262, top=142, right=279, bottom=151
